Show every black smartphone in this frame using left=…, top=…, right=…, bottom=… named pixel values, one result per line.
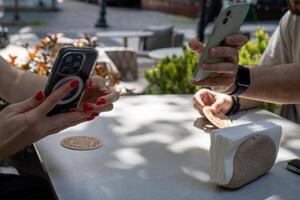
left=44, top=47, right=98, bottom=116
left=286, top=159, right=300, bottom=175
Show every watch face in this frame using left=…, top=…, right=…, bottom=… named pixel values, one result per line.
left=238, top=66, right=250, bottom=87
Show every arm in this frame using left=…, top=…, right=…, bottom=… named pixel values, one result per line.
left=242, top=63, right=300, bottom=104
left=0, top=57, right=47, bottom=103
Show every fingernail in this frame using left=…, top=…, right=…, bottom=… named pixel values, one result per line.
left=202, top=63, right=208, bottom=69
left=87, top=80, right=93, bottom=88
left=227, top=36, right=234, bottom=43
left=70, top=80, right=79, bottom=88
left=101, top=90, right=112, bottom=94
left=83, top=103, right=93, bottom=111
left=96, top=98, right=106, bottom=105
left=210, top=48, right=219, bottom=55
left=90, top=112, right=99, bottom=117
left=86, top=117, right=95, bottom=121
left=35, top=91, right=44, bottom=101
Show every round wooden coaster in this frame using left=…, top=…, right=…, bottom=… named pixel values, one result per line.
left=60, top=136, right=103, bottom=151
left=203, top=106, right=232, bottom=129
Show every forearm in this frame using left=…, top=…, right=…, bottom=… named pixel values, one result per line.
left=242, top=63, right=300, bottom=104
left=0, top=58, right=47, bottom=103
left=239, top=97, right=263, bottom=111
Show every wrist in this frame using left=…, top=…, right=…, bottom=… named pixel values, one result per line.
left=228, top=65, right=250, bottom=96
left=226, top=96, right=240, bottom=116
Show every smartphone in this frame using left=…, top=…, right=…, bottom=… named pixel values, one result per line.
left=286, top=159, right=300, bottom=175
left=193, top=3, right=250, bottom=81
left=44, top=47, right=98, bottom=116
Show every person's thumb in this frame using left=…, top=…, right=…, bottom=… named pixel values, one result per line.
left=210, top=98, right=226, bottom=113
left=12, top=91, right=45, bottom=113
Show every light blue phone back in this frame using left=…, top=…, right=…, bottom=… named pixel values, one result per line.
left=194, top=3, right=250, bottom=81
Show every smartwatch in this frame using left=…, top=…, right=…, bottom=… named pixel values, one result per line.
left=229, top=65, right=250, bottom=96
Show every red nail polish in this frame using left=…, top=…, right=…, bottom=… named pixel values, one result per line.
left=96, top=98, right=106, bottom=105
left=70, top=80, right=79, bottom=88
left=86, top=117, right=95, bottom=121
left=91, top=112, right=99, bottom=117
left=83, top=103, right=93, bottom=111
left=35, top=91, right=44, bottom=101
left=87, top=80, right=93, bottom=88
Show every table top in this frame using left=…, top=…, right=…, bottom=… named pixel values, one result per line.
left=35, top=95, right=300, bottom=200
left=96, top=31, right=153, bottom=38
left=148, top=47, right=184, bottom=60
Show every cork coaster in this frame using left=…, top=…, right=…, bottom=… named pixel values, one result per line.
left=203, top=106, right=232, bottom=129
left=222, top=135, right=276, bottom=189
left=61, top=136, right=103, bottom=151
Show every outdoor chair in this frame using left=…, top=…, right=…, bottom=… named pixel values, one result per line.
left=103, top=47, right=138, bottom=81
left=139, top=25, right=184, bottom=51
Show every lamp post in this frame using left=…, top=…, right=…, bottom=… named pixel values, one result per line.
left=95, top=0, right=108, bottom=28
left=14, top=0, right=20, bottom=21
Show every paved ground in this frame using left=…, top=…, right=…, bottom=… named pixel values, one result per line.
left=2, top=0, right=197, bottom=40
left=1, top=0, right=198, bottom=93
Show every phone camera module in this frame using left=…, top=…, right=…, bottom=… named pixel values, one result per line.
left=223, top=18, right=228, bottom=24
left=65, top=55, right=73, bottom=63
left=226, top=10, right=231, bottom=16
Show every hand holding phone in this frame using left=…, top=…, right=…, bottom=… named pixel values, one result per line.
left=193, top=3, right=250, bottom=81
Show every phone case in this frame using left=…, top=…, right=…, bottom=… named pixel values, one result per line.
left=193, top=3, right=250, bottom=81
left=44, top=47, right=99, bottom=116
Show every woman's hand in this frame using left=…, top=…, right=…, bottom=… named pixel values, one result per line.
left=193, top=89, right=233, bottom=115
left=0, top=80, right=92, bottom=160
left=78, top=76, right=120, bottom=119
left=189, top=34, right=248, bottom=93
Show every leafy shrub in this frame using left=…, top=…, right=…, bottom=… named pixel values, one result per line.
left=145, top=46, right=200, bottom=94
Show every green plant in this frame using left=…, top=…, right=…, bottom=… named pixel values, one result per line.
left=239, top=29, right=281, bottom=114
left=239, top=29, right=269, bottom=66
left=145, top=46, right=200, bottom=94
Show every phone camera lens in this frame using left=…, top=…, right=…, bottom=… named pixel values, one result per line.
left=65, top=55, right=73, bottom=63
left=223, top=18, right=228, bottom=24
left=61, top=66, right=70, bottom=74
left=226, top=10, right=231, bottom=16
left=73, top=60, right=81, bottom=69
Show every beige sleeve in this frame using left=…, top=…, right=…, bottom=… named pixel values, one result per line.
left=258, top=12, right=291, bottom=67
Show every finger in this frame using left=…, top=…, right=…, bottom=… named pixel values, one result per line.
left=193, top=94, right=205, bottom=108
left=191, top=75, right=234, bottom=87
left=224, top=34, right=248, bottom=47
left=193, top=103, right=204, bottom=116
left=202, top=63, right=236, bottom=73
left=211, top=98, right=226, bottom=113
left=188, top=39, right=204, bottom=54
left=35, top=80, right=79, bottom=114
left=45, top=111, right=91, bottom=135
left=94, top=104, right=114, bottom=113
left=86, top=76, right=107, bottom=90
left=11, top=91, right=45, bottom=113
left=49, top=119, right=87, bottom=135
left=95, top=90, right=119, bottom=105
left=209, top=46, right=238, bottom=58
